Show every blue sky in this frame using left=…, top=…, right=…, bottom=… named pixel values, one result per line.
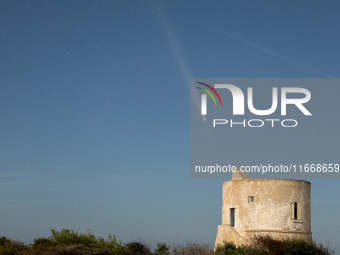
left=1, top=0, right=339, bottom=252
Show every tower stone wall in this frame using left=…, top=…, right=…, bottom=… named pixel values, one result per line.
left=215, top=174, right=312, bottom=248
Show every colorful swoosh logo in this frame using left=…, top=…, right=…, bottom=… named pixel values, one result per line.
left=196, top=82, right=222, bottom=106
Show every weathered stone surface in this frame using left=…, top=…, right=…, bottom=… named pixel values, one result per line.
left=215, top=177, right=312, bottom=249
left=232, top=167, right=249, bottom=179
left=215, top=224, right=248, bottom=248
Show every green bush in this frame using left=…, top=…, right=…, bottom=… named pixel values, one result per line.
left=215, top=241, right=249, bottom=255
left=33, top=237, right=55, bottom=247
left=46, top=229, right=126, bottom=254
left=0, top=239, right=27, bottom=255
left=49, top=229, right=97, bottom=246
left=154, top=242, right=170, bottom=254
left=0, top=237, right=10, bottom=246
left=250, top=235, right=334, bottom=255
left=124, top=242, right=151, bottom=255
left=97, top=234, right=125, bottom=253
left=282, top=238, right=334, bottom=255
left=0, top=247, right=15, bottom=255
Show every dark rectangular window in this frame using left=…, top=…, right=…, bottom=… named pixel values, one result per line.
left=230, top=208, right=235, bottom=227
left=291, top=202, right=301, bottom=220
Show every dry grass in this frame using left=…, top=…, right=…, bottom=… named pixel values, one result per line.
left=170, top=242, right=214, bottom=255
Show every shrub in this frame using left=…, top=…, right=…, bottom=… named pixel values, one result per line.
left=282, top=238, right=334, bottom=255
left=124, top=242, right=151, bottom=255
left=215, top=241, right=249, bottom=255
left=0, top=239, right=27, bottom=255
left=33, top=237, right=55, bottom=247
left=49, top=229, right=97, bottom=246
left=96, top=233, right=124, bottom=252
left=251, top=235, right=284, bottom=255
left=170, top=242, right=214, bottom=255
left=154, top=242, right=170, bottom=255
left=250, top=235, right=334, bottom=255
left=0, top=237, right=10, bottom=246
left=46, top=229, right=126, bottom=254
left=51, top=244, right=112, bottom=255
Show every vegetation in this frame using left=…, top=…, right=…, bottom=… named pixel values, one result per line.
left=215, top=235, right=335, bottom=255
left=0, top=229, right=334, bottom=255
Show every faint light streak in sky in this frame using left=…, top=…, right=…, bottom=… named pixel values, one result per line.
left=208, top=25, right=331, bottom=78
left=152, top=1, right=204, bottom=120
left=152, top=1, right=192, bottom=84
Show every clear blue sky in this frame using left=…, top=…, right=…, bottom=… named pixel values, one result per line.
left=1, top=0, right=339, bottom=252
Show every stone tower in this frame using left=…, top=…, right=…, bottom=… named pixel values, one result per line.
left=215, top=169, right=312, bottom=248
